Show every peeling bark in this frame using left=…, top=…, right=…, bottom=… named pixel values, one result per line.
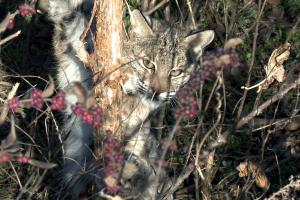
left=87, top=0, right=124, bottom=155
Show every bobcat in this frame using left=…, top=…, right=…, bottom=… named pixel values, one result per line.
left=47, top=0, right=214, bottom=199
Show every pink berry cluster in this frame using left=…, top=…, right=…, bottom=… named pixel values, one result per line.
left=103, top=135, right=124, bottom=194
left=173, top=48, right=241, bottom=119
left=173, top=73, right=201, bottom=119
left=7, top=97, right=21, bottom=111
left=6, top=88, right=103, bottom=128
left=50, top=91, right=67, bottom=111
left=7, top=90, right=68, bottom=112
left=30, top=89, right=44, bottom=109
left=0, top=155, right=10, bottom=163
left=17, top=155, right=29, bottom=164
left=19, top=5, right=36, bottom=17
left=201, top=48, right=240, bottom=80
left=71, top=103, right=103, bottom=128
left=0, top=154, right=29, bottom=164
left=3, top=4, right=36, bottom=31
left=173, top=91, right=199, bottom=119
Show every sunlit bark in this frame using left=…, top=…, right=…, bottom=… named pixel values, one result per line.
left=88, top=0, right=124, bottom=156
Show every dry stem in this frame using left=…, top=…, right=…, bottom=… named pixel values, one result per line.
left=0, top=30, right=21, bottom=46
left=211, top=73, right=300, bottom=149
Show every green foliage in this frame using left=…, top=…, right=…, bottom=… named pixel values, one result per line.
left=24, top=14, right=33, bottom=23
left=283, top=0, right=300, bottom=19
left=127, top=0, right=139, bottom=8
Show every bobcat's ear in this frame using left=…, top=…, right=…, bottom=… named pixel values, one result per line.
left=183, top=30, right=214, bottom=56
left=130, top=10, right=154, bottom=37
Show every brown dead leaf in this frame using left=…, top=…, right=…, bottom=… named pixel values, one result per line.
left=236, top=161, right=249, bottom=177
left=224, top=38, right=243, bottom=50
left=257, top=43, right=290, bottom=93
left=236, top=160, right=270, bottom=190
left=256, top=173, right=270, bottom=190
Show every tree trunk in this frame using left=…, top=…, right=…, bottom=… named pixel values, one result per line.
left=88, top=0, right=124, bottom=156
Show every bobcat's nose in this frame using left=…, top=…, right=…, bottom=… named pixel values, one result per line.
left=150, top=86, right=161, bottom=95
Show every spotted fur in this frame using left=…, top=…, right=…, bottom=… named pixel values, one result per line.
left=47, top=1, right=214, bottom=198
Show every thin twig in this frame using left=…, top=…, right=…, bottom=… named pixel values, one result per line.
left=285, top=16, right=300, bottom=43
left=0, top=11, right=18, bottom=34
left=26, top=170, right=48, bottom=200
left=80, top=0, right=98, bottom=41
left=0, top=30, right=21, bottom=46
left=184, top=75, right=220, bottom=167
left=155, top=116, right=182, bottom=198
left=9, top=161, right=23, bottom=189
left=237, top=76, right=300, bottom=129
left=195, top=75, right=222, bottom=170
left=0, top=82, right=20, bottom=124
left=194, top=74, right=223, bottom=199
left=175, top=0, right=183, bottom=22
left=187, top=0, right=196, bottom=29
left=211, top=73, right=300, bottom=149
left=143, top=0, right=169, bottom=16
left=236, top=0, right=267, bottom=121
left=16, top=174, right=35, bottom=200
left=266, top=175, right=300, bottom=200
left=162, top=163, right=195, bottom=199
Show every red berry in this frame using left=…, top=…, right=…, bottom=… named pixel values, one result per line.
left=0, top=155, right=10, bottom=163
left=106, top=186, right=119, bottom=194
left=51, top=91, right=67, bottom=111
left=71, top=103, right=84, bottom=116
left=18, top=155, right=29, bottom=164
left=30, top=89, right=44, bottom=109
left=8, top=18, right=14, bottom=30
left=8, top=97, right=20, bottom=110
left=19, top=5, right=36, bottom=17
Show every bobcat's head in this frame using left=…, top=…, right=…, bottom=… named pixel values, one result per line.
left=122, top=10, right=214, bottom=103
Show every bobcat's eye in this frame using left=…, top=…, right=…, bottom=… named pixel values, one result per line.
left=142, top=59, right=155, bottom=70
left=170, top=69, right=183, bottom=77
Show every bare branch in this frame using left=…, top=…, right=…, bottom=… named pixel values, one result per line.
left=211, top=73, right=300, bottom=149
left=266, top=175, right=300, bottom=200
left=0, top=30, right=21, bottom=46
left=144, top=0, right=170, bottom=16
